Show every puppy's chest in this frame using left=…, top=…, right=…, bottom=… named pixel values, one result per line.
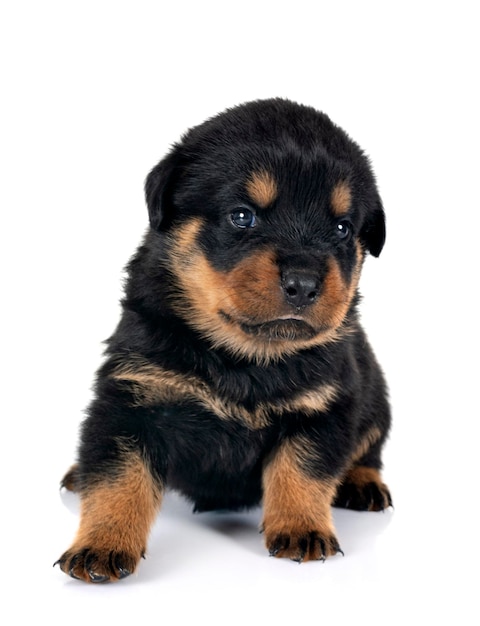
left=112, top=357, right=339, bottom=429
left=212, top=379, right=339, bottom=430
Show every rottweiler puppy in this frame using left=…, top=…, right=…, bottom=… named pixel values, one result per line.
left=56, top=98, right=392, bottom=583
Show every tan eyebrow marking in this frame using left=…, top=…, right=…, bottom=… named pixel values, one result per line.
left=330, top=182, right=352, bottom=216
left=246, top=171, right=278, bottom=208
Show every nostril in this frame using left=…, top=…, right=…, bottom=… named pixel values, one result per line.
left=282, top=272, right=321, bottom=308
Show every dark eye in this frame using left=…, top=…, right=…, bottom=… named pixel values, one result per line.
left=336, top=219, right=352, bottom=240
left=231, top=207, right=256, bottom=229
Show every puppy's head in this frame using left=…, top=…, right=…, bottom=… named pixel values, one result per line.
left=145, top=99, right=385, bottom=362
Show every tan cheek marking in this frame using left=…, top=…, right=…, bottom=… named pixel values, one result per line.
left=169, top=220, right=229, bottom=320
left=224, top=248, right=282, bottom=320
left=312, top=257, right=351, bottom=329
left=168, top=218, right=205, bottom=266
left=172, top=242, right=284, bottom=326
left=176, top=254, right=226, bottom=319
left=246, top=170, right=278, bottom=208
left=330, top=181, right=352, bottom=216
left=310, top=242, right=363, bottom=330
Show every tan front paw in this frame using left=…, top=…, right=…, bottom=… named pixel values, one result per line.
left=264, top=523, right=343, bottom=563
left=54, top=543, right=143, bottom=583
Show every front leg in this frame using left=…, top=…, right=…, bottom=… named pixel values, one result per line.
left=56, top=447, right=163, bottom=582
left=262, top=437, right=343, bottom=562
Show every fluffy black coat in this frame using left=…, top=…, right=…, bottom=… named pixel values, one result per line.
left=56, top=98, right=392, bottom=583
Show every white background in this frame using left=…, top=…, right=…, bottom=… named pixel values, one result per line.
left=1, top=1, right=479, bottom=623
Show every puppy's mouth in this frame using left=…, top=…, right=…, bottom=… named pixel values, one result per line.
left=220, top=312, right=317, bottom=341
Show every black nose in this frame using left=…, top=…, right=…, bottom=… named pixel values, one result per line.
left=282, top=271, right=320, bottom=308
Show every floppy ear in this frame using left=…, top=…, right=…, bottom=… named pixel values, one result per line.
left=144, top=149, right=182, bottom=231
left=360, top=199, right=386, bottom=257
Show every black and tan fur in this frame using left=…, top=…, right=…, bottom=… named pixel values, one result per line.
left=56, top=98, right=392, bottom=582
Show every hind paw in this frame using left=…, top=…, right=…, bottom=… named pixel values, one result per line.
left=334, top=466, right=392, bottom=511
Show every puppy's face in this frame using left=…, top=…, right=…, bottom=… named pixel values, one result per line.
left=145, top=100, right=385, bottom=362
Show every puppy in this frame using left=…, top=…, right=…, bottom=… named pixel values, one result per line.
left=56, top=98, right=392, bottom=582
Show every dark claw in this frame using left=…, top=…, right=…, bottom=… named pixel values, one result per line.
left=53, top=556, right=82, bottom=578
left=269, top=534, right=289, bottom=556
left=317, top=536, right=327, bottom=560
left=88, top=571, right=110, bottom=583
left=112, top=553, right=132, bottom=579
left=84, top=553, right=111, bottom=583
left=330, top=536, right=344, bottom=557
left=69, top=568, right=82, bottom=580
left=292, top=537, right=308, bottom=562
left=67, top=553, right=82, bottom=579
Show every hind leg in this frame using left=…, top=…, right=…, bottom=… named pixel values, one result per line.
left=334, top=432, right=392, bottom=512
